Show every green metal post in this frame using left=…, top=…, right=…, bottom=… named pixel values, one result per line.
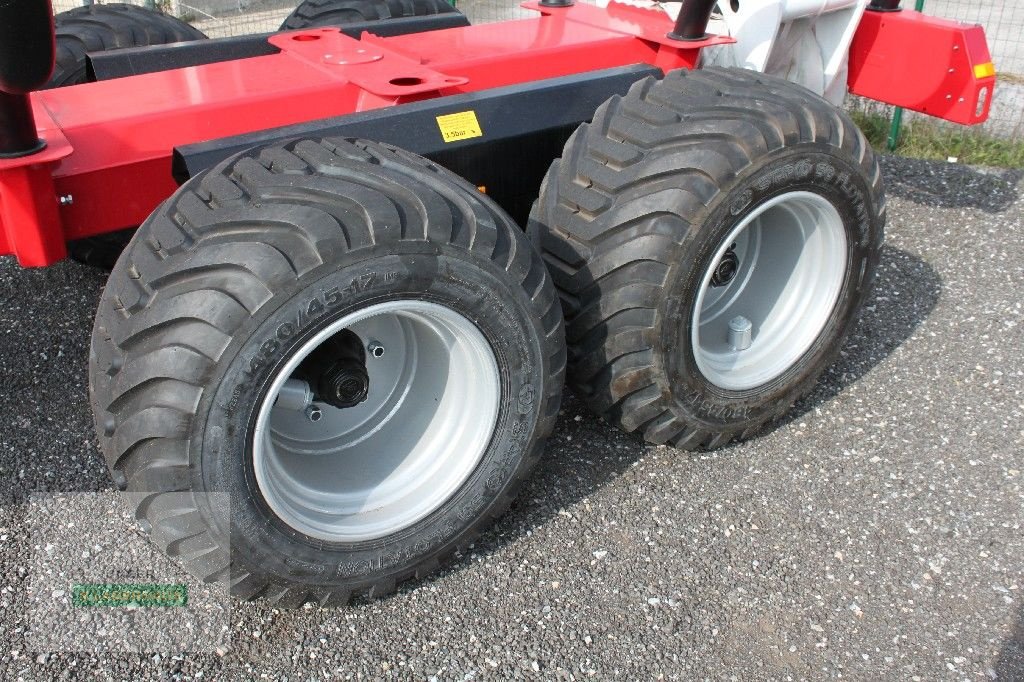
left=887, top=107, right=904, bottom=151
left=887, top=0, right=926, bottom=151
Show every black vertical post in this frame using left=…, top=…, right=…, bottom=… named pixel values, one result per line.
left=668, top=0, right=718, bottom=41
left=0, top=93, right=44, bottom=158
left=0, top=0, right=56, bottom=158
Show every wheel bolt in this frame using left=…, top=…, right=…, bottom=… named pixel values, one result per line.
left=305, top=405, right=323, bottom=423
left=728, top=316, right=753, bottom=351
left=367, top=341, right=385, bottom=359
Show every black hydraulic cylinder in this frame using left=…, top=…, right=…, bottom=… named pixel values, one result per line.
left=868, top=0, right=902, bottom=10
left=0, top=0, right=56, bottom=157
left=668, top=0, right=717, bottom=41
left=0, top=93, right=44, bottom=158
left=0, top=0, right=56, bottom=94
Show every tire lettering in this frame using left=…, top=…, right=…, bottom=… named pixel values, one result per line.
left=224, top=385, right=244, bottom=419
left=730, top=190, right=753, bottom=215
left=517, top=384, right=536, bottom=414
left=242, top=271, right=404, bottom=380
left=276, top=322, right=295, bottom=341
left=686, top=391, right=750, bottom=420
left=323, top=286, right=342, bottom=307
left=815, top=162, right=836, bottom=182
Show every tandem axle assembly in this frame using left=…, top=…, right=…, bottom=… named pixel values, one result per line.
left=0, top=0, right=997, bottom=605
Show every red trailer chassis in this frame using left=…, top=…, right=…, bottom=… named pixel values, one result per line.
left=0, top=0, right=996, bottom=267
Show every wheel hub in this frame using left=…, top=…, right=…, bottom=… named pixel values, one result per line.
left=691, top=191, right=848, bottom=391
left=710, top=244, right=740, bottom=287
left=294, top=328, right=372, bottom=410
left=320, top=363, right=369, bottom=408
left=252, top=300, right=501, bottom=542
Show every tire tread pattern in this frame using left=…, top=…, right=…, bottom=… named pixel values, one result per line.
left=91, top=138, right=564, bottom=606
left=47, top=3, right=207, bottom=89
left=529, top=67, right=884, bottom=450
left=47, top=3, right=207, bottom=269
left=280, top=0, right=459, bottom=30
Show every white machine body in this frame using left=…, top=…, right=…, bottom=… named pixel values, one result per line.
left=598, top=0, right=870, bottom=105
left=704, top=0, right=868, bottom=105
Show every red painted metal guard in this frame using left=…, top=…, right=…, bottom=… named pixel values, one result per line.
left=848, top=9, right=995, bottom=126
left=0, top=2, right=996, bottom=267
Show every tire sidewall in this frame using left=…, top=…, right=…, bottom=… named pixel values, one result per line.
left=196, top=244, right=548, bottom=588
left=661, top=146, right=882, bottom=429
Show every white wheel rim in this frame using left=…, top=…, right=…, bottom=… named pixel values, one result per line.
left=691, top=191, right=848, bottom=391
left=252, top=300, right=501, bottom=542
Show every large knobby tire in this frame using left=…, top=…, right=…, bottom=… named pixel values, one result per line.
left=47, top=3, right=207, bottom=270
left=48, top=3, right=207, bottom=89
left=89, top=138, right=565, bottom=606
left=281, top=0, right=461, bottom=30
left=528, top=67, right=885, bottom=450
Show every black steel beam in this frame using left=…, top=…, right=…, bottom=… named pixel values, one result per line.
left=87, top=13, right=471, bottom=81
left=173, top=64, right=662, bottom=225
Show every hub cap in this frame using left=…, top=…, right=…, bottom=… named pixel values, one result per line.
left=691, top=191, right=848, bottom=391
left=252, top=300, right=501, bottom=542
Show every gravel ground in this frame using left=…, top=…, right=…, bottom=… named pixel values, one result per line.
left=0, top=155, right=1021, bottom=680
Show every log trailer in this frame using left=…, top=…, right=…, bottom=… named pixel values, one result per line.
left=0, top=0, right=996, bottom=604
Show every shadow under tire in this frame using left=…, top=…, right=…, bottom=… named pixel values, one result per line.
left=281, top=0, right=462, bottom=30
left=47, top=3, right=207, bottom=269
left=528, top=67, right=886, bottom=450
left=89, top=138, right=565, bottom=605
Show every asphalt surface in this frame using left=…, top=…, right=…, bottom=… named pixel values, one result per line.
left=0, top=155, right=1022, bottom=680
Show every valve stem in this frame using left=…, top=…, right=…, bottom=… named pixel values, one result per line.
left=728, top=316, right=753, bottom=351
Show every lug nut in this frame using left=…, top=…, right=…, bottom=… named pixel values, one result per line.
left=367, top=341, right=385, bottom=359
left=728, top=316, right=753, bottom=351
left=305, top=405, right=323, bottom=422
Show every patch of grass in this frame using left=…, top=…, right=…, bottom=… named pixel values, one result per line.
left=850, top=110, right=1024, bottom=168
left=850, top=110, right=892, bottom=149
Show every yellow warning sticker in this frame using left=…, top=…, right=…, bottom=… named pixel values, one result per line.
left=436, top=110, right=483, bottom=143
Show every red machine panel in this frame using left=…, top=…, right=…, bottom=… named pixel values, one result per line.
left=848, top=9, right=996, bottom=126
left=0, top=2, right=999, bottom=266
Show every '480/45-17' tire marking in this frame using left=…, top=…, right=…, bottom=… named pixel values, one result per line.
left=245, top=272, right=397, bottom=376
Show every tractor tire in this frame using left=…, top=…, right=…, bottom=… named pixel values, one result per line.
left=47, top=3, right=207, bottom=270
left=528, top=67, right=885, bottom=450
left=281, top=0, right=461, bottom=30
left=89, top=138, right=565, bottom=606
left=48, top=3, right=207, bottom=89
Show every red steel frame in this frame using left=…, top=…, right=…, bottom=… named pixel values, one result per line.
left=848, top=9, right=994, bottom=125
left=0, top=1, right=996, bottom=267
